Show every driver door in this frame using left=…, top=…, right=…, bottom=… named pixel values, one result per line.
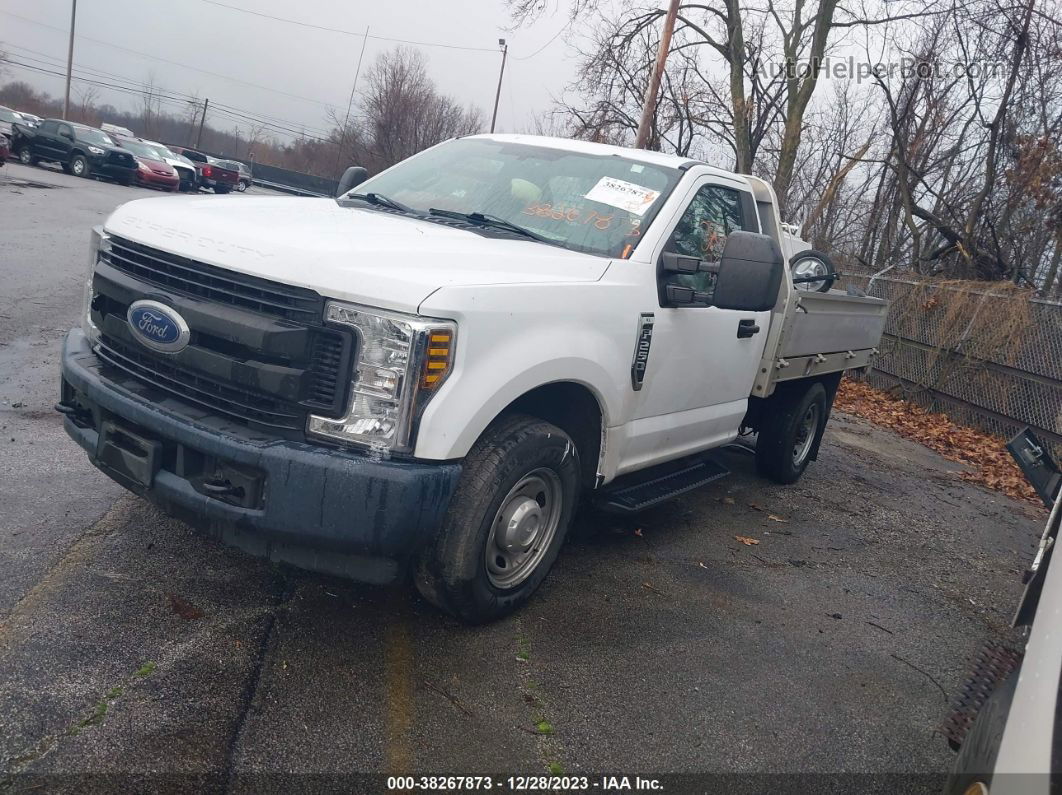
left=619, top=177, right=772, bottom=473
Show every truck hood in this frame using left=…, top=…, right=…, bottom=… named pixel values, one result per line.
left=104, top=196, right=607, bottom=313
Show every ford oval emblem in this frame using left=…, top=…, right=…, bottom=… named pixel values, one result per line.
left=126, top=300, right=191, bottom=354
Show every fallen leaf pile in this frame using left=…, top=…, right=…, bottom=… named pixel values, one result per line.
left=834, top=379, right=1041, bottom=505
left=735, top=535, right=761, bottom=546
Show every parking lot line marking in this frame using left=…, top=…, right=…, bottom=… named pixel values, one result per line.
left=384, top=592, right=414, bottom=775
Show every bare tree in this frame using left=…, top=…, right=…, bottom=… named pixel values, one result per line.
left=358, top=47, right=482, bottom=172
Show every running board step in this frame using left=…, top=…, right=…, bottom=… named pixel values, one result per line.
left=594, top=455, right=730, bottom=513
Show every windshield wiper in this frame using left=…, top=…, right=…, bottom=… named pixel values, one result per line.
left=427, top=208, right=547, bottom=243
left=346, top=192, right=414, bottom=214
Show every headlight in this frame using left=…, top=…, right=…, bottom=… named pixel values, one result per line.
left=87, top=145, right=104, bottom=155
left=84, top=227, right=109, bottom=346
left=307, top=302, right=456, bottom=455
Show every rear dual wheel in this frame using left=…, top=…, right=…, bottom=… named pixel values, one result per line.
left=415, top=414, right=581, bottom=623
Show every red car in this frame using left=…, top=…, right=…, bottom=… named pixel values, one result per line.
left=0, top=132, right=9, bottom=166
left=116, top=137, right=179, bottom=191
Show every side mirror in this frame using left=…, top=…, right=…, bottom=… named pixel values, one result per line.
left=336, top=166, right=369, bottom=197
left=712, top=231, right=784, bottom=312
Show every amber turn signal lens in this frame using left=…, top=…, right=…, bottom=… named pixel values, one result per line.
left=421, top=329, right=454, bottom=389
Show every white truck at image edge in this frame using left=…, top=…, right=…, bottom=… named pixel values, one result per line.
left=58, top=134, right=887, bottom=622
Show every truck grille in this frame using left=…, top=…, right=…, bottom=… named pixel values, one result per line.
left=97, top=335, right=305, bottom=430
left=105, top=236, right=321, bottom=324
left=92, top=237, right=354, bottom=437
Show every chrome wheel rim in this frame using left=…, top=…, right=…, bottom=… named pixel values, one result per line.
left=18, top=148, right=31, bottom=164
left=485, top=468, right=562, bottom=589
left=792, top=257, right=828, bottom=291
left=72, top=159, right=84, bottom=175
left=793, top=403, right=820, bottom=465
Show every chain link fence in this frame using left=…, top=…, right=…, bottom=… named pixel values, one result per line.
left=837, top=272, right=1062, bottom=460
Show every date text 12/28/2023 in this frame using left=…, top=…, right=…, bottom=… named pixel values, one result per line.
left=386, top=775, right=664, bottom=791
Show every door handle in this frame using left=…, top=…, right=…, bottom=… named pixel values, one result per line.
left=737, top=319, right=760, bottom=338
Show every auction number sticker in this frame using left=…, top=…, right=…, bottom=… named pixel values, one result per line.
left=584, top=177, right=661, bottom=216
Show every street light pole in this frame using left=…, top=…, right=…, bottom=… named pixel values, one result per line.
left=62, top=0, right=77, bottom=120
left=490, top=38, right=508, bottom=134
left=634, top=0, right=680, bottom=149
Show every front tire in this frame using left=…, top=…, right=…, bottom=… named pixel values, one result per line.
left=756, top=382, right=828, bottom=484
left=70, top=154, right=90, bottom=178
left=944, top=671, right=1018, bottom=795
left=415, top=414, right=581, bottom=623
left=17, top=146, right=37, bottom=166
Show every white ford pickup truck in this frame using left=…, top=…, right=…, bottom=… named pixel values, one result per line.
left=59, top=134, right=886, bottom=622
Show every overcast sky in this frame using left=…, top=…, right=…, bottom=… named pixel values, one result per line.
left=0, top=0, right=590, bottom=140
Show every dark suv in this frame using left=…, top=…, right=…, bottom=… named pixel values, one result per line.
left=11, top=119, right=138, bottom=184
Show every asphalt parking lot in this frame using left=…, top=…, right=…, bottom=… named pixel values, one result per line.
left=0, top=160, right=1046, bottom=790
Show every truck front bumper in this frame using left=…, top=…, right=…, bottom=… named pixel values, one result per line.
left=59, top=329, right=462, bottom=583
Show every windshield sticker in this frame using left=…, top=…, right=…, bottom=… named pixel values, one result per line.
left=584, top=177, right=661, bottom=216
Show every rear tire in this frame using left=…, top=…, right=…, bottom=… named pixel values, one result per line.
left=415, top=414, right=581, bottom=623
left=215, top=185, right=231, bottom=194
left=236, top=180, right=247, bottom=192
left=755, top=382, right=828, bottom=484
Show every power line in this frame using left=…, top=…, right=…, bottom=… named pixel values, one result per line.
left=4, top=45, right=337, bottom=139
left=197, top=0, right=500, bottom=52
left=511, top=24, right=568, bottom=61
left=4, top=59, right=338, bottom=143
left=0, top=9, right=348, bottom=110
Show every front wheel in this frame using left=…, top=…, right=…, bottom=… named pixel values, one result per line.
left=415, top=414, right=581, bottom=623
left=17, top=146, right=37, bottom=166
left=756, top=382, right=828, bottom=484
left=70, top=154, right=90, bottom=178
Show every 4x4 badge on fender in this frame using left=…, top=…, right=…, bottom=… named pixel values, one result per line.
left=630, top=313, right=654, bottom=391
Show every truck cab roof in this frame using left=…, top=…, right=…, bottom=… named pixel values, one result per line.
left=464, top=133, right=741, bottom=183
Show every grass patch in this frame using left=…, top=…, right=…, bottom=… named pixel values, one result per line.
left=135, top=661, right=157, bottom=677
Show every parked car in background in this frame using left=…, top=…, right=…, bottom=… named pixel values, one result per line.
left=168, top=146, right=238, bottom=193
left=18, top=112, right=42, bottom=127
left=115, top=137, right=179, bottom=192
left=0, top=132, right=9, bottom=167
left=143, top=141, right=198, bottom=192
left=10, top=119, right=137, bottom=184
left=101, top=123, right=135, bottom=139
left=0, top=106, right=28, bottom=138
left=213, top=158, right=252, bottom=191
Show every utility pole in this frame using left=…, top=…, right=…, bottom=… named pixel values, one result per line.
left=195, top=98, right=209, bottom=149
left=62, top=0, right=77, bottom=120
left=634, top=0, right=680, bottom=150
left=490, top=38, right=508, bottom=134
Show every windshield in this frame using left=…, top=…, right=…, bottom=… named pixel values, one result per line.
left=349, top=138, right=682, bottom=258
left=75, top=127, right=115, bottom=147
left=0, top=109, right=20, bottom=123
left=119, top=140, right=164, bottom=160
